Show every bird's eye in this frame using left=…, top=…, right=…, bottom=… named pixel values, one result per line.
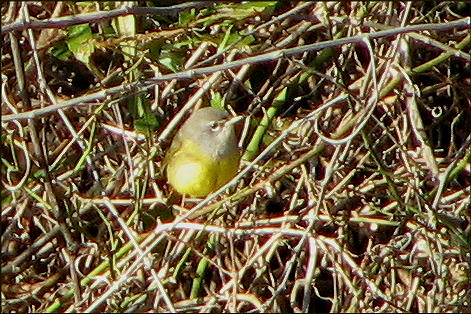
left=209, top=121, right=223, bottom=132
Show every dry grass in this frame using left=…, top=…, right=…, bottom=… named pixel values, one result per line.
left=1, top=1, right=470, bottom=313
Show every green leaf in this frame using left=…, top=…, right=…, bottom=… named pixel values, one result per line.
left=218, top=25, right=234, bottom=53
left=33, top=169, right=47, bottom=180
left=191, top=1, right=278, bottom=27
left=131, top=94, right=160, bottom=135
left=173, top=36, right=202, bottom=49
left=239, top=1, right=277, bottom=10
left=158, top=49, right=185, bottom=73
left=134, top=111, right=160, bottom=134
left=237, top=34, right=256, bottom=47
left=112, top=13, right=137, bottom=58
left=50, top=41, right=72, bottom=60
left=66, top=24, right=95, bottom=65
left=178, top=8, right=197, bottom=26
left=76, top=2, right=95, bottom=7
left=1, top=189, right=12, bottom=208
left=1, top=158, right=17, bottom=172
left=210, top=92, right=225, bottom=111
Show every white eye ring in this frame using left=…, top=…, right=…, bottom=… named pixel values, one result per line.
left=209, top=121, right=223, bottom=132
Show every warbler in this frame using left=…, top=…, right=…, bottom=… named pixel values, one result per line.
left=163, top=107, right=241, bottom=197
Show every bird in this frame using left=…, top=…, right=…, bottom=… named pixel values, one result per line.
left=163, top=107, right=241, bottom=197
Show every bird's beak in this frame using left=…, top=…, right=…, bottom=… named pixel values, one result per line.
left=225, top=115, right=244, bottom=126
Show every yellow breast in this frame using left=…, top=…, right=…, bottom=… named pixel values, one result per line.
left=165, top=139, right=239, bottom=197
